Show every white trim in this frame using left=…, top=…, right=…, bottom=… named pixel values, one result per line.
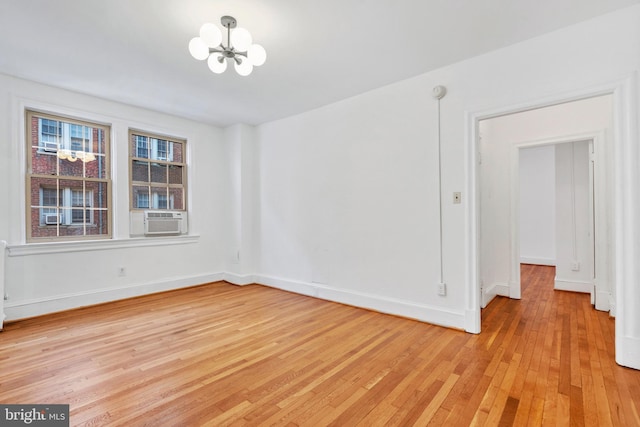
left=519, top=257, right=556, bottom=266
left=223, top=272, right=255, bottom=286
left=4, top=272, right=223, bottom=321
left=0, top=241, right=6, bottom=330
left=554, top=278, right=593, bottom=293
left=510, top=131, right=604, bottom=302
left=596, top=290, right=612, bottom=312
left=256, top=274, right=467, bottom=329
left=613, top=72, right=640, bottom=370
left=7, top=234, right=199, bottom=257
left=467, top=76, right=634, bottom=352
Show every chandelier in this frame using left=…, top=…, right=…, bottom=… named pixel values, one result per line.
left=188, top=16, right=266, bottom=76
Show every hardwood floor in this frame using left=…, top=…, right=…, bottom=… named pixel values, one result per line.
left=1, top=265, right=639, bottom=426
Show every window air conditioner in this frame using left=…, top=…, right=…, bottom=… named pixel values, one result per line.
left=42, top=141, right=58, bottom=152
left=143, top=211, right=187, bottom=236
left=44, top=214, right=60, bottom=225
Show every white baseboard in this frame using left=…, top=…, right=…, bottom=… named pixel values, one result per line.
left=481, top=282, right=510, bottom=308
left=223, top=272, right=255, bottom=286
left=617, top=335, right=640, bottom=370
left=4, top=272, right=224, bottom=321
left=520, top=257, right=556, bottom=266
left=255, top=274, right=466, bottom=330
left=609, top=294, right=616, bottom=317
left=595, top=290, right=611, bottom=312
left=554, top=278, right=593, bottom=293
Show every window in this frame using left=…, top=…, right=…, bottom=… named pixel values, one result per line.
left=26, top=110, right=111, bottom=241
left=129, top=130, right=186, bottom=212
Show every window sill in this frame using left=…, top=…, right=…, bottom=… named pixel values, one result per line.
left=7, top=234, right=200, bottom=257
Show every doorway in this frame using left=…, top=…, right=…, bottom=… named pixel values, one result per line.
left=477, top=95, right=612, bottom=312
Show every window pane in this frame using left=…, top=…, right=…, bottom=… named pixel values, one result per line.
left=132, top=186, right=150, bottom=209
left=150, top=163, right=167, bottom=183
left=30, top=147, right=58, bottom=175
left=132, top=160, right=149, bottom=182
left=168, top=165, right=183, bottom=185
left=134, top=135, right=149, bottom=158
left=85, top=154, right=107, bottom=179
left=171, top=141, right=183, bottom=163
left=169, top=187, right=184, bottom=210
left=57, top=154, right=88, bottom=177
left=90, top=209, right=109, bottom=236
left=91, top=182, right=109, bottom=210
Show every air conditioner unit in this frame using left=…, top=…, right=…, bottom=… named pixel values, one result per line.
left=42, top=141, right=59, bottom=152
left=44, top=214, right=60, bottom=225
left=143, top=211, right=187, bottom=236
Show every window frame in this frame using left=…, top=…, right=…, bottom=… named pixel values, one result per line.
left=26, top=110, right=112, bottom=242
left=128, top=129, right=187, bottom=213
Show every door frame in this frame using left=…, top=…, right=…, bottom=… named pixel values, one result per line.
left=509, top=133, right=606, bottom=306
left=464, top=75, right=639, bottom=370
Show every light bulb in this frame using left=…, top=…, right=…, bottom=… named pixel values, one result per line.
left=199, top=23, right=222, bottom=48
left=207, top=53, right=228, bottom=74
left=247, top=44, right=266, bottom=66
left=234, top=57, right=253, bottom=76
left=230, top=27, right=252, bottom=52
left=188, top=37, right=209, bottom=60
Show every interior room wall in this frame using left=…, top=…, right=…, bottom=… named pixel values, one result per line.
left=554, top=141, right=593, bottom=292
left=519, top=145, right=556, bottom=266
left=255, top=5, right=637, bottom=338
left=0, top=73, right=232, bottom=320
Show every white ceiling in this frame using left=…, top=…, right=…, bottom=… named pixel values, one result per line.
left=0, top=0, right=637, bottom=127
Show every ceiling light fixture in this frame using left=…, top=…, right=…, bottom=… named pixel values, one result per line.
left=188, top=16, right=266, bottom=76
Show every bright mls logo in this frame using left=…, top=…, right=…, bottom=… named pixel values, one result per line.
left=0, top=405, right=69, bottom=426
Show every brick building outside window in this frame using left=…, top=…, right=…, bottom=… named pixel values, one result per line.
left=129, top=130, right=186, bottom=212
left=26, top=110, right=111, bottom=242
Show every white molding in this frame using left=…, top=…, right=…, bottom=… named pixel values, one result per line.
left=519, top=257, right=556, bottom=266
left=617, top=336, right=640, bottom=371
left=223, top=272, right=255, bottom=286
left=481, top=282, right=510, bottom=308
left=467, top=76, right=633, bottom=352
left=0, top=241, right=6, bottom=330
left=4, top=272, right=223, bottom=321
left=595, top=290, right=611, bottom=312
left=554, top=278, right=593, bottom=293
left=7, top=235, right=200, bottom=257
left=256, top=274, right=467, bottom=330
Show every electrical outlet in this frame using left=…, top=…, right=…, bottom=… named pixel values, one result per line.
left=438, top=282, right=447, bottom=296
left=571, top=261, right=580, bottom=271
left=118, top=267, right=127, bottom=277
left=453, top=192, right=461, bottom=204
left=3, top=292, right=8, bottom=301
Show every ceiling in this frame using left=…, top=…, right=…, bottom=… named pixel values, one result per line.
left=0, top=0, right=637, bottom=127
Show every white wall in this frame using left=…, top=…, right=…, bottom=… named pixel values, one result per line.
left=255, top=5, right=640, bottom=369
left=0, top=73, right=234, bottom=320
left=555, top=141, right=593, bottom=292
left=519, top=146, right=556, bottom=266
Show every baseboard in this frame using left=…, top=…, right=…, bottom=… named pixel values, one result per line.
left=520, top=257, right=556, bottom=266
left=609, top=294, right=616, bottom=317
left=554, top=278, right=593, bottom=293
left=255, top=274, right=466, bottom=330
left=617, top=335, right=640, bottom=370
left=4, top=272, right=225, bottom=321
left=482, top=282, right=510, bottom=307
left=223, top=272, right=255, bottom=286
left=595, top=290, right=611, bottom=312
